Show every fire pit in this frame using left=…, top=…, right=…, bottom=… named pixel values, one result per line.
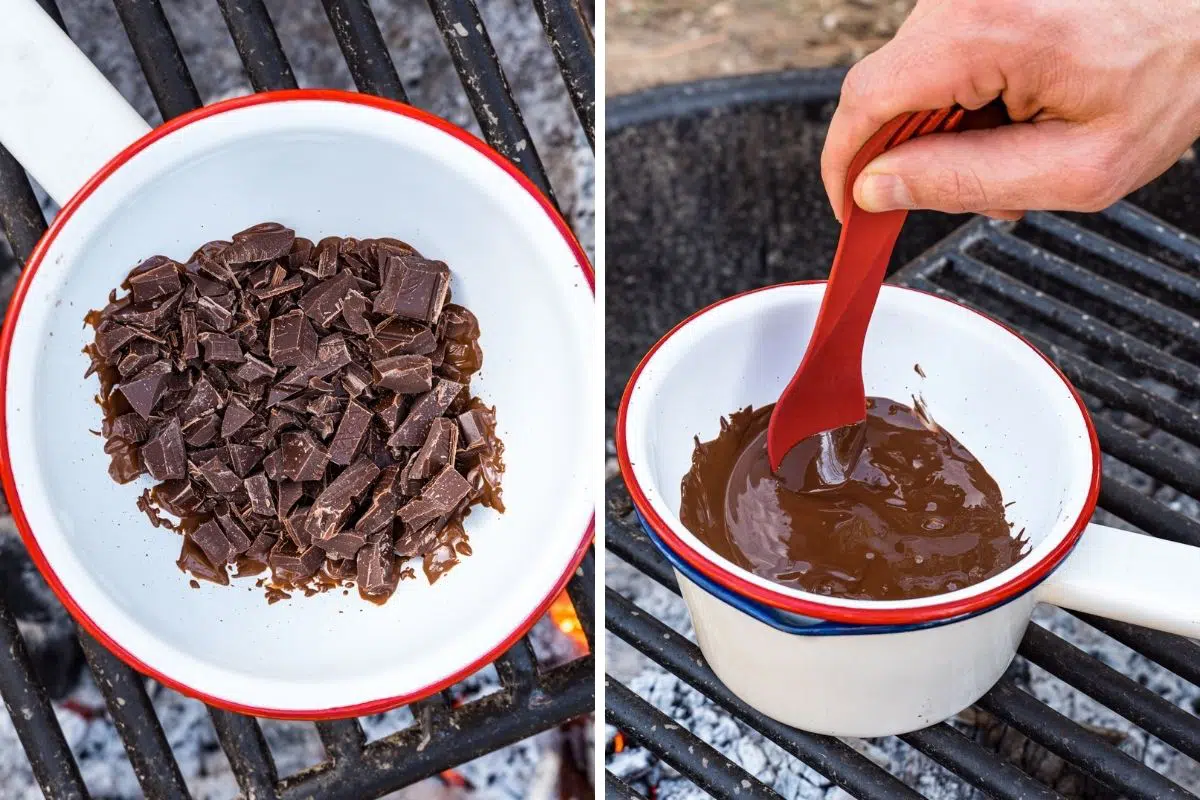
left=0, top=1, right=593, bottom=797
left=606, top=70, right=1200, bottom=799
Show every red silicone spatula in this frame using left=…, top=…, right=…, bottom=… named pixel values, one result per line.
left=766, top=101, right=1008, bottom=472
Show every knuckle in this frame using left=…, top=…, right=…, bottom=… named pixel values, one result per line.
left=927, top=167, right=990, bottom=213
left=840, top=62, right=877, bottom=106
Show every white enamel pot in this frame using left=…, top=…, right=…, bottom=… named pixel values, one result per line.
left=617, top=281, right=1200, bottom=737
left=0, top=0, right=594, bottom=718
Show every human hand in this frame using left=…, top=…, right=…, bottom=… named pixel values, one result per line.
left=821, top=0, right=1200, bottom=222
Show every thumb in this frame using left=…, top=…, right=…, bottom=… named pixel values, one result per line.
left=852, top=120, right=1126, bottom=215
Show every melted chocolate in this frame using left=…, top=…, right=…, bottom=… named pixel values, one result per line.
left=679, top=398, right=1027, bottom=600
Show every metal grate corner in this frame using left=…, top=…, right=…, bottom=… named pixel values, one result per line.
left=0, top=1, right=595, bottom=798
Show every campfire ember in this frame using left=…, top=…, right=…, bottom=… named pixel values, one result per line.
left=549, top=590, right=589, bottom=652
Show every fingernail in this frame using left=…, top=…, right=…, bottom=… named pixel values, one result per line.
left=858, top=173, right=915, bottom=212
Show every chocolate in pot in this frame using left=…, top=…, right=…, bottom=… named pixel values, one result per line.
left=680, top=398, right=1027, bottom=600
left=85, top=224, right=505, bottom=603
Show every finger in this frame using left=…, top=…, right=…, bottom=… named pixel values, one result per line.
left=851, top=120, right=1125, bottom=214
left=821, top=18, right=1008, bottom=220
left=980, top=210, right=1025, bottom=221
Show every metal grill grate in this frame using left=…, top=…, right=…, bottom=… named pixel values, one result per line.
left=606, top=199, right=1200, bottom=799
left=0, top=1, right=594, bottom=798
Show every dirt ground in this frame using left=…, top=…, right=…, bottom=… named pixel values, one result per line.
left=606, top=0, right=915, bottom=95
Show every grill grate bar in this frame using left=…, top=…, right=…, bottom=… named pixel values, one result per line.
left=606, top=770, right=650, bottom=800
left=898, top=725, right=1064, bottom=800
left=1090, top=414, right=1200, bottom=498
left=0, top=146, right=46, bottom=264
left=607, top=589, right=927, bottom=800
left=0, top=598, right=90, bottom=799
left=111, top=0, right=202, bottom=120
left=1018, top=623, right=1200, bottom=762
left=78, top=631, right=190, bottom=799
left=942, top=249, right=1200, bottom=394
left=568, top=547, right=596, bottom=645
left=531, top=0, right=595, bottom=147
left=494, top=638, right=539, bottom=704
left=209, top=709, right=281, bottom=800
left=606, top=678, right=785, bottom=800
left=983, top=229, right=1200, bottom=346
left=426, top=0, right=557, bottom=203
left=319, top=0, right=409, bottom=102
left=1072, top=613, right=1200, bottom=686
left=278, top=663, right=593, bottom=800
left=1024, top=212, right=1200, bottom=305
left=315, top=719, right=367, bottom=765
left=1101, top=202, right=1200, bottom=264
left=1020, top=332, right=1200, bottom=447
left=216, top=0, right=298, bottom=92
left=978, top=679, right=1192, bottom=800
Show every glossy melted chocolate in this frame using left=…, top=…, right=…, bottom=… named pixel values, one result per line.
left=679, top=398, right=1027, bottom=600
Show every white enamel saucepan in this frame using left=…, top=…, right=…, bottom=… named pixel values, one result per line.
left=0, top=0, right=594, bottom=718
left=617, top=281, right=1200, bottom=737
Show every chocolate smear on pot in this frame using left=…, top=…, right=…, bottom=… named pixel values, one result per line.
left=85, top=224, right=504, bottom=603
left=679, top=398, right=1026, bottom=600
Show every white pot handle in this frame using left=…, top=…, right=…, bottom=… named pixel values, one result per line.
left=1038, top=523, right=1200, bottom=638
left=0, top=0, right=151, bottom=206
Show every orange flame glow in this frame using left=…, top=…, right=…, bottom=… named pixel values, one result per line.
left=550, top=590, right=589, bottom=652
left=613, top=732, right=626, bottom=753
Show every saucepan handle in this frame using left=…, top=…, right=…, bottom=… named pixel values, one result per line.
left=1037, top=523, right=1200, bottom=638
left=0, top=0, right=151, bottom=206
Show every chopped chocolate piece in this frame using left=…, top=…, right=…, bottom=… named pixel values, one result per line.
left=312, top=236, right=340, bottom=279
left=251, top=275, right=304, bottom=300
left=439, top=304, right=480, bottom=342
left=180, top=310, right=200, bottom=361
left=189, top=445, right=227, bottom=465
left=116, top=290, right=182, bottom=330
left=183, top=414, right=220, bottom=447
left=224, top=223, right=295, bottom=264
left=108, top=413, right=149, bottom=444
left=276, top=481, right=304, bottom=519
left=216, top=512, right=253, bottom=555
left=396, top=496, right=442, bottom=530
left=245, top=474, right=275, bottom=516
left=355, top=465, right=399, bottom=534
left=410, top=418, right=458, bottom=480
left=117, top=340, right=159, bottom=378
left=142, top=419, right=186, bottom=481
left=221, top=399, right=255, bottom=439
left=440, top=339, right=483, bottom=381
left=269, top=310, right=317, bottom=367
left=373, top=255, right=450, bottom=324
left=119, top=361, right=172, bottom=419
left=191, top=519, right=235, bottom=566
left=309, top=413, right=337, bottom=440
left=179, top=377, right=222, bottom=423
left=280, top=431, right=329, bottom=482
left=155, top=479, right=201, bottom=516
left=394, top=520, right=442, bottom=557
left=374, top=392, right=405, bottom=432
left=244, top=532, right=275, bottom=563
left=317, top=530, right=367, bottom=560
left=265, top=383, right=301, bottom=408
left=421, top=465, right=472, bottom=513
left=268, top=408, right=301, bottom=437
left=299, top=271, right=355, bottom=325
left=341, top=290, right=371, bottom=335
left=95, top=324, right=140, bottom=358
left=288, top=237, right=314, bottom=271
left=372, top=354, right=432, bottom=394
left=193, top=457, right=242, bottom=494
left=341, top=363, right=372, bottom=398
left=356, top=533, right=393, bottom=595
left=328, top=400, right=372, bottom=465
left=307, top=457, right=381, bottom=541
left=269, top=539, right=324, bottom=583
left=373, top=319, right=437, bottom=355
left=388, top=379, right=464, bottom=448
left=227, top=444, right=264, bottom=476
left=128, top=258, right=182, bottom=304
left=196, top=295, right=235, bottom=331
left=234, top=355, right=276, bottom=384
left=198, top=333, right=244, bottom=363
left=457, top=406, right=493, bottom=454
left=283, top=509, right=312, bottom=548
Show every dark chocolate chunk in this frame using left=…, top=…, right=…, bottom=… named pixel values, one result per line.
left=95, top=324, right=140, bottom=358
left=298, top=271, right=355, bottom=325
left=457, top=406, right=492, bottom=454
left=108, top=413, right=149, bottom=444
left=283, top=509, right=312, bottom=548
left=118, top=361, right=172, bottom=419
left=227, top=444, right=264, bottom=477
left=355, top=465, right=399, bottom=535
left=221, top=399, right=255, bottom=439
left=396, top=496, right=442, bottom=530
left=269, top=539, right=324, bottom=583
left=193, top=457, right=242, bottom=494
left=128, top=258, right=182, bottom=304
left=280, top=431, right=329, bottom=482
left=329, top=400, right=372, bottom=466
left=373, top=255, right=450, bottom=324
left=316, top=530, right=367, bottom=560
left=155, top=479, right=201, bottom=516
left=439, top=304, right=480, bottom=342
left=307, top=457, right=381, bottom=541
left=196, top=295, right=235, bottom=332
left=388, top=379, right=464, bottom=448
left=179, top=377, right=222, bottom=424
left=198, top=333, right=244, bottom=364
left=224, top=223, right=295, bottom=264
left=356, top=533, right=393, bottom=595
left=276, top=481, right=304, bottom=520
left=180, top=310, right=200, bottom=361
left=269, top=310, right=317, bottom=367
left=421, top=465, right=472, bottom=513
left=373, top=319, right=437, bottom=356
left=394, top=521, right=442, bottom=558
left=216, top=512, right=253, bottom=555
left=183, top=414, right=220, bottom=447
left=410, top=418, right=458, bottom=480
left=245, top=474, right=275, bottom=516
left=191, top=519, right=235, bottom=566
left=372, top=354, right=432, bottom=394
left=117, top=340, right=159, bottom=378
left=244, top=532, right=276, bottom=563
left=251, top=275, right=304, bottom=300
left=374, top=392, right=405, bottom=432
left=341, top=290, right=371, bottom=335
left=234, top=355, right=276, bottom=385
left=311, top=236, right=340, bottom=279
left=142, top=419, right=186, bottom=480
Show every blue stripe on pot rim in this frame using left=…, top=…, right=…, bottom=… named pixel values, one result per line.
left=637, top=512, right=1036, bottom=636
